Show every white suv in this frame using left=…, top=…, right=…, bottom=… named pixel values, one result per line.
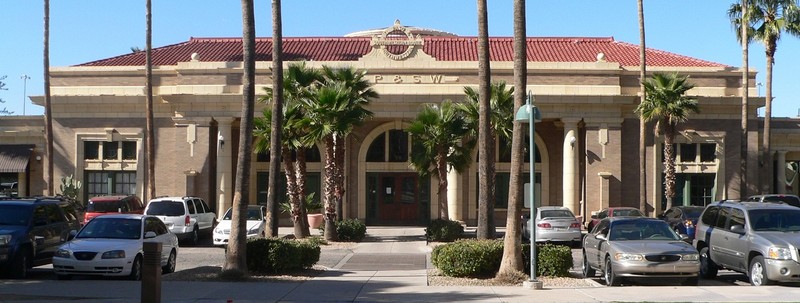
left=144, top=196, right=216, bottom=245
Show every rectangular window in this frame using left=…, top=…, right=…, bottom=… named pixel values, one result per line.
left=482, top=172, right=540, bottom=209
left=114, top=172, right=136, bottom=194
left=122, top=141, right=137, bottom=160
left=84, top=141, right=100, bottom=160
left=85, top=171, right=136, bottom=201
left=103, top=142, right=118, bottom=160
left=680, top=143, right=696, bottom=163
left=388, top=130, right=408, bottom=162
left=700, top=143, right=716, bottom=162
left=256, top=151, right=269, bottom=162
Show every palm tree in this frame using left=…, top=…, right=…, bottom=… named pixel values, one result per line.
left=43, top=0, right=54, bottom=195
left=475, top=0, right=493, bottom=240
left=460, top=82, right=515, bottom=239
left=635, top=73, right=700, bottom=211
left=407, top=101, right=474, bottom=220
left=304, top=81, right=373, bottom=241
left=224, top=0, right=256, bottom=274
left=497, top=0, right=527, bottom=277
left=320, top=66, right=378, bottom=222
left=144, top=0, right=156, bottom=202
left=730, top=0, right=751, bottom=198
left=729, top=0, right=800, bottom=193
left=637, top=0, right=648, bottom=215
left=265, top=0, right=285, bottom=237
left=255, top=62, right=322, bottom=238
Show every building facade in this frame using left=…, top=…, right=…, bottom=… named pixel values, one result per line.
left=4, top=22, right=800, bottom=226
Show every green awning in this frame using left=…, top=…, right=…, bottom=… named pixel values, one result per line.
left=0, top=145, right=34, bottom=173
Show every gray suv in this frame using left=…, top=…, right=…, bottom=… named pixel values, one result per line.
left=694, top=200, right=800, bottom=286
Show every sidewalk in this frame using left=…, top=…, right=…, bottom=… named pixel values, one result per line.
left=3, top=226, right=800, bottom=302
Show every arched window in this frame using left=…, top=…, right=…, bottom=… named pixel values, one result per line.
left=366, top=129, right=409, bottom=162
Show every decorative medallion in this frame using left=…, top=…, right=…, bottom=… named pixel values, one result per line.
left=370, top=20, right=424, bottom=61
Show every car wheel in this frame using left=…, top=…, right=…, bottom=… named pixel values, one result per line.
left=681, top=276, right=699, bottom=286
left=699, top=247, right=718, bottom=279
left=129, top=255, right=143, bottom=281
left=162, top=249, right=177, bottom=274
left=749, top=256, right=773, bottom=286
left=189, top=226, right=199, bottom=246
left=10, top=247, right=29, bottom=279
left=56, top=274, right=72, bottom=280
left=582, top=251, right=596, bottom=278
left=604, top=257, right=621, bottom=286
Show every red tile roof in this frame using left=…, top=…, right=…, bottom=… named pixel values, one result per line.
left=77, top=36, right=726, bottom=68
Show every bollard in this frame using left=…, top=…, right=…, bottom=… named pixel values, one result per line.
left=142, top=242, right=162, bottom=303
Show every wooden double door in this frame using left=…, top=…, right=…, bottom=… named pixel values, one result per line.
left=366, top=172, right=428, bottom=225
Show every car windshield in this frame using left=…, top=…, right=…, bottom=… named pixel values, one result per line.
left=608, top=221, right=680, bottom=241
left=222, top=207, right=263, bottom=221
left=540, top=210, right=573, bottom=219
left=0, top=205, right=31, bottom=226
left=612, top=209, right=644, bottom=217
left=145, top=201, right=184, bottom=216
left=682, top=208, right=704, bottom=219
left=86, top=200, right=124, bottom=212
left=76, top=218, right=142, bottom=239
left=749, top=209, right=800, bottom=232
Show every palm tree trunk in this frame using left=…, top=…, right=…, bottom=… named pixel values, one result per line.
left=265, top=0, right=284, bottom=237
left=224, top=0, right=256, bottom=274
left=333, top=134, right=345, bottom=222
left=664, top=124, right=676, bottom=210
left=637, top=0, right=648, bottom=215
left=763, top=42, right=775, bottom=193
left=43, top=0, right=54, bottom=195
left=436, top=148, right=449, bottom=220
left=476, top=0, right=492, bottom=240
left=498, top=0, right=526, bottom=276
left=323, top=135, right=339, bottom=241
left=740, top=0, right=749, bottom=199
left=283, top=146, right=308, bottom=238
left=145, top=0, right=156, bottom=202
left=295, top=147, right=310, bottom=235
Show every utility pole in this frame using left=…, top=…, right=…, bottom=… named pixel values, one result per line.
left=20, top=75, right=30, bottom=115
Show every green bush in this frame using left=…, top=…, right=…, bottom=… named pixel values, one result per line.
left=246, top=238, right=321, bottom=273
left=522, top=243, right=573, bottom=277
left=432, top=240, right=573, bottom=278
left=334, top=218, right=367, bottom=242
left=425, top=219, right=464, bottom=242
left=431, top=239, right=503, bottom=277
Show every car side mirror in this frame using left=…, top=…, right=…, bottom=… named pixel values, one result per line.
left=730, top=224, right=746, bottom=234
left=595, top=234, right=607, bottom=241
left=67, top=230, right=78, bottom=241
left=144, top=231, right=157, bottom=239
left=679, top=234, right=690, bottom=242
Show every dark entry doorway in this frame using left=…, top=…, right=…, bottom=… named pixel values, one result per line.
left=366, top=172, right=429, bottom=225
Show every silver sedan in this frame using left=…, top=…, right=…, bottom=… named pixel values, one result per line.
left=523, top=206, right=582, bottom=247
left=582, top=217, right=699, bottom=286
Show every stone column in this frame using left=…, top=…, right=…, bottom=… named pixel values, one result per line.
left=447, top=166, right=461, bottom=221
left=562, top=118, right=580, bottom=214
left=777, top=151, right=787, bottom=194
left=216, top=117, right=234, bottom=214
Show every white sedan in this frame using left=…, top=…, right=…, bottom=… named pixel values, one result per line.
left=213, top=205, right=266, bottom=246
left=52, top=214, right=179, bottom=280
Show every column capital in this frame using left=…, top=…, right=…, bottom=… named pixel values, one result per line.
left=214, top=117, right=236, bottom=126
left=598, top=172, right=613, bottom=179
left=555, top=117, right=582, bottom=128
left=583, top=118, right=624, bottom=128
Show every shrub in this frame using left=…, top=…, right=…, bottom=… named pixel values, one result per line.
left=431, top=239, right=503, bottom=277
left=334, top=218, right=367, bottom=242
left=522, top=243, right=573, bottom=277
left=425, top=219, right=464, bottom=242
left=246, top=238, right=321, bottom=273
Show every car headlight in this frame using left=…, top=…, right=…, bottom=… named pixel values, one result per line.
left=54, top=248, right=72, bottom=258
left=681, top=253, right=699, bottom=261
left=214, top=228, right=223, bottom=235
left=614, top=253, right=644, bottom=261
left=247, top=228, right=259, bottom=235
left=768, top=247, right=792, bottom=260
left=101, top=250, right=126, bottom=259
left=0, top=235, right=11, bottom=245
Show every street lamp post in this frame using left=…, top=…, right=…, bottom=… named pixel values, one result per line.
left=515, top=90, right=541, bottom=289
left=20, top=75, right=30, bottom=115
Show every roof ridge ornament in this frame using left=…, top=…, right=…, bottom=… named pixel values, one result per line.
left=369, top=20, right=424, bottom=61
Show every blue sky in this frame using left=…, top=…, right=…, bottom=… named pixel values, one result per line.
left=1, top=0, right=798, bottom=117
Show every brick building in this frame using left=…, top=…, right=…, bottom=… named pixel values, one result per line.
left=3, top=22, right=799, bottom=226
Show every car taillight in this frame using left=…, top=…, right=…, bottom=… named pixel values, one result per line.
left=570, top=223, right=581, bottom=229
left=684, top=220, right=694, bottom=228
left=537, top=222, right=552, bottom=229
left=185, top=215, right=191, bottom=226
